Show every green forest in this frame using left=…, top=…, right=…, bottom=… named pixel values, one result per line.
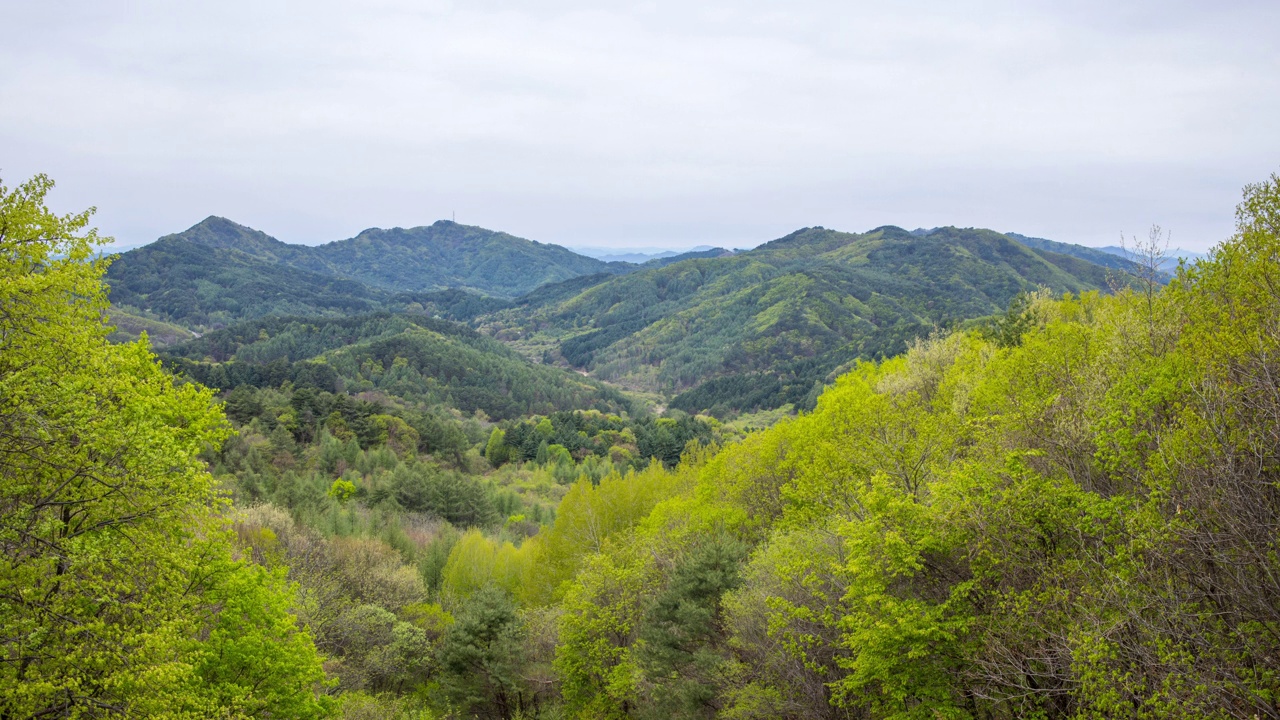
left=102, top=210, right=1145, bottom=417
left=5, top=170, right=1280, bottom=720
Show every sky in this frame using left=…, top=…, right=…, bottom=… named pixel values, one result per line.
left=3, top=0, right=1277, bottom=252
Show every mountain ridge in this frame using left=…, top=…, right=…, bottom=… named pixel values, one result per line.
left=107, top=215, right=1139, bottom=412
left=117, top=215, right=634, bottom=299
left=473, top=224, right=1126, bottom=412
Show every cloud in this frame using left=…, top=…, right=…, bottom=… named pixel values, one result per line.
left=2, top=0, right=1276, bottom=250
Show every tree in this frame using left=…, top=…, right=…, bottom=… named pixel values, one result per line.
left=437, top=585, right=527, bottom=718
left=0, top=175, right=333, bottom=717
left=485, top=426, right=511, bottom=467
left=637, top=536, right=746, bottom=719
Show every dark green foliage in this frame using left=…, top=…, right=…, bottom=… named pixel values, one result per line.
left=635, top=414, right=714, bottom=468
left=163, top=313, right=439, bottom=363
left=669, top=370, right=825, bottom=415
left=637, top=538, right=746, bottom=720
left=560, top=317, right=654, bottom=367
left=980, top=291, right=1040, bottom=348
left=105, top=234, right=386, bottom=327
left=436, top=586, right=529, bottom=719
left=313, top=220, right=632, bottom=296
left=392, top=288, right=513, bottom=321
left=498, top=409, right=715, bottom=470
left=510, top=272, right=619, bottom=310
left=392, top=464, right=498, bottom=527
left=162, top=313, right=631, bottom=421
left=106, top=217, right=635, bottom=328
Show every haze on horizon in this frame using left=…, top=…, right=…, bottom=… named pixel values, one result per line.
left=3, top=0, right=1277, bottom=253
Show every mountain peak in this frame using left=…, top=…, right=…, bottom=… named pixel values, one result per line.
left=160, top=216, right=301, bottom=263
left=185, top=215, right=256, bottom=238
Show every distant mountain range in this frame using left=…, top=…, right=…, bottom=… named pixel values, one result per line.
left=572, top=245, right=721, bottom=264
left=107, top=216, right=1153, bottom=413
left=1094, top=244, right=1209, bottom=272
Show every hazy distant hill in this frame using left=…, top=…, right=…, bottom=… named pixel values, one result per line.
left=480, top=225, right=1122, bottom=413
left=1095, top=244, right=1209, bottom=272
left=571, top=244, right=718, bottom=263
left=640, top=247, right=734, bottom=268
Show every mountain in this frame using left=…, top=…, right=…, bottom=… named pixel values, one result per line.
left=478, top=225, right=1121, bottom=414
left=105, top=232, right=388, bottom=328
left=105, top=216, right=639, bottom=327
left=639, top=247, right=734, bottom=268
left=580, top=249, right=681, bottom=263
left=570, top=244, right=717, bottom=263
left=107, top=215, right=1127, bottom=415
left=1004, top=232, right=1146, bottom=274
left=313, top=222, right=631, bottom=295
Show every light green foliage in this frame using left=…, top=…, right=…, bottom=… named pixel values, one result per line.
left=486, top=426, right=511, bottom=466
left=438, top=529, right=537, bottom=602
left=331, top=478, right=359, bottom=503
left=17, top=171, right=1280, bottom=719
left=523, top=461, right=684, bottom=605
left=555, top=542, right=657, bottom=719
left=0, top=174, right=332, bottom=717
left=540, top=173, right=1280, bottom=719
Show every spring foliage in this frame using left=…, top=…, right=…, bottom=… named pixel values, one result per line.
left=9, top=171, right=1280, bottom=720
left=533, top=174, right=1280, bottom=719
left=0, top=176, right=332, bottom=718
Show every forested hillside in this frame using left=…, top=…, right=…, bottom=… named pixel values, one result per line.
left=15, top=170, right=1278, bottom=719
left=479, top=225, right=1126, bottom=413
left=104, top=216, right=632, bottom=327
left=103, top=211, right=1142, bottom=417
left=159, top=313, right=630, bottom=421
left=106, top=230, right=390, bottom=327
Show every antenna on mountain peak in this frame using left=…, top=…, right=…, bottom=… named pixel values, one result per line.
left=452, top=210, right=455, bottom=222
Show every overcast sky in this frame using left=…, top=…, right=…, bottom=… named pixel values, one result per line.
left=3, top=0, right=1277, bottom=251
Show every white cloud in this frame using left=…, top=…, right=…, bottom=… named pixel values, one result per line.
left=2, top=0, right=1277, bottom=250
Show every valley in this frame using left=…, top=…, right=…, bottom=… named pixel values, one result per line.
left=106, top=216, right=1139, bottom=414
left=18, top=172, right=1280, bottom=720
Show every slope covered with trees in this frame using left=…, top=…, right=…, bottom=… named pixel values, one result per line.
left=103, top=212, right=1139, bottom=419
left=105, top=217, right=631, bottom=325
left=350, top=173, right=1278, bottom=720
left=480, top=225, right=1126, bottom=414
left=159, top=312, right=631, bottom=421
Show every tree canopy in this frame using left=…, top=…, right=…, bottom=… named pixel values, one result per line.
left=0, top=175, right=333, bottom=718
